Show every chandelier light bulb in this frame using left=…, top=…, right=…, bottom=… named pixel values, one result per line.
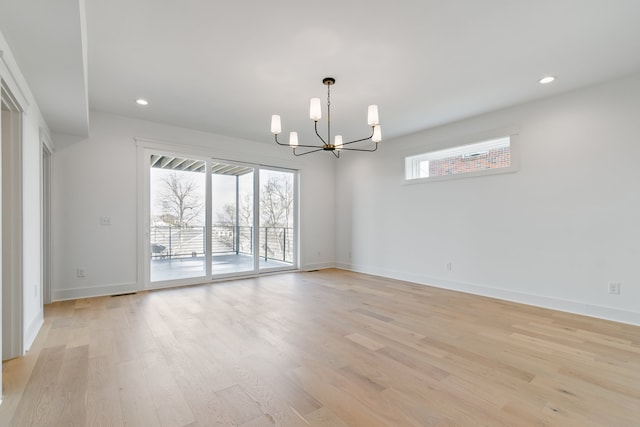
left=335, top=135, right=343, bottom=151
left=289, top=131, right=299, bottom=147
left=367, top=105, right=379, bottom=125
left=271, top=115, right=281, bottom=134
left=372, top=125, right=382, bottom=143
left=310, top=98, right=322, bottom=121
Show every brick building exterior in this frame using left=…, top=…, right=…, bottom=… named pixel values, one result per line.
left=428, top=146, right=510, bottom=177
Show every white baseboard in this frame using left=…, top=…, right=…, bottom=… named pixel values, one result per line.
left=52, top=282, right=139, bottom=302
left=301, top=262, right=335, bottom=271
left=23, top=312, right=44, bottom=352
left=336, top=262, right=640, bottom=326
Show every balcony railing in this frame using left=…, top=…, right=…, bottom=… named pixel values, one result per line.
left=150, top=225, right=294, bottom=263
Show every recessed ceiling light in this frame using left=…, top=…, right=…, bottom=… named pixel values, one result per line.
left=136, top=98, right=149, bottom=106
left=539, top=76, right=555, bottom=85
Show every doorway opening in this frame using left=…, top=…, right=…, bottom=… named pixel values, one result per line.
left=1, top=82, right=24, bottom=361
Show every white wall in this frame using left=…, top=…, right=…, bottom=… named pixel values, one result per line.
left=21, top=100, right=47, bottom=348
left=336, top=73, right=640, bottom=325
left=0, top=31, right=49, bottom=354
left=52, top=112, right=336, bottom=300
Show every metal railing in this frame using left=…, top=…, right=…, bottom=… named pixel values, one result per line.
left=150, top=225, right=294, bottom=263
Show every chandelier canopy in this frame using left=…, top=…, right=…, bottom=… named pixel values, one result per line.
left=270, top=77, right=381, bottom=158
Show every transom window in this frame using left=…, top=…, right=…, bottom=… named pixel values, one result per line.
left=405, top=136, right=516, bottom=182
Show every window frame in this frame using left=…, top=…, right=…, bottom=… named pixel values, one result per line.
left=403, top=134, right=519, bottom=184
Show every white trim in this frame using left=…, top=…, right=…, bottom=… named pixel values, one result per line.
left=336, top=263, right=640, bottom=326
left=253, top=164, right=260, bottom=272
left=40, top=140, right=52, bottom=305
left=0, top=50, right=29, bottom=109
left=205, top=160, right=212, bottom=277
left=145, top=276, right=210, bottom=290
left=52, top=282, right=139, bottom=301
left=23, top=312, right=43, bottom=352
left=301, top=262, right=335, bottom=271
left=1, top=92, right=24, bottom=359
left=136, top=145, right=147, bottom=291
left=39, top=126, right=55, bottom=153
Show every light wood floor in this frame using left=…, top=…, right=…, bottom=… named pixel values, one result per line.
left=1, top=269, right=639, bottom=426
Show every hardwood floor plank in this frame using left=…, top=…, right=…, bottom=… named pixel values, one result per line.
left=2, top=269, right=639, bottom=426
left=8, top=345, right=66, bottom=427
left=86, top=356, right=124, bottom=427
left=141, top=349, right=196, bottom=427
left=215, top=384, right=263, bottom=425
left=116, top=359, right=162, bottom=427
left=47, top=345, right=90, bottom=427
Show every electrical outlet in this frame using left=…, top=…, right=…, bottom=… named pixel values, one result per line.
left=447, top=262, right=452, bottom=271
left=76, top=268, right=86, bottom=278
left=100, top=216, right=112, bottom=226
left=608, top=282, right=621, bottom=295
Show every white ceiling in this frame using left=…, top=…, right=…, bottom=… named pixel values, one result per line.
left=0, top=0, right=89, bottom=137
left=2, top=0, right=640, bottom=144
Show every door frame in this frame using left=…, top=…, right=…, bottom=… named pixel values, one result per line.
left=255, top=165, right=300, bottom=274
left=1, top=81, right=24, bottom=360
left=41, top=140, right=52, bottom=304
left=137, top=140, right=299, bottom=290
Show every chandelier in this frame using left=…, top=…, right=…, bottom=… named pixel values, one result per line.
left=270, top=77, right=382, bottom=158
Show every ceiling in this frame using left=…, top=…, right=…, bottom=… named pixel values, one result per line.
left=2, top=0, right=640, bottom=145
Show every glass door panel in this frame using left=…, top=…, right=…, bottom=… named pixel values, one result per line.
left=149, top=155, right=206, bottom=282
left=211, top=162, right=255, bottom=275
left=259, top=169, right=295, bottom=270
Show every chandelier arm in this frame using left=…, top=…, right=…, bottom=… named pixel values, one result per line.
left=314, top=121, right=328, bottom=146
left=341, top=143, right=379, bottom=152
left=332, top=150, right=340, bottom=159
left=274, top=134, right=290, bottom=146
left=297, top=144, right=331, bottom=148
left=341, top=128, right=375, bottom=147
left=275, top=133, right=327, bottom=149
left=292, top=147, right=325, bottom=156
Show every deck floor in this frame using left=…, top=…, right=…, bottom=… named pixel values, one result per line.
left=151, top=253, right=292, bottom=281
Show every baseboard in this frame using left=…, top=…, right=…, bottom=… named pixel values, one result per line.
left=301, top=262, right=335, bottom=271
left=52, top=282, right=139, bottom=302
left=337, top=262, right=640, bottom=326
left=23, top=312, right=44, bottom=352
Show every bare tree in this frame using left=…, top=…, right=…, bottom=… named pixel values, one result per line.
left=215, top=175, right=293, bottom=260
left=159, top=172, right=203, bottom=227
left=215, top=193, right=252, bottom=226
left=260, top=175, right=293, bottom=261
left=260, top=175, right=293, bottom=228
left=215, top=193, right=253, bottom=253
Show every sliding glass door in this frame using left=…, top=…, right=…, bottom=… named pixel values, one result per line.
left=149, top=156, right=206, bottom=282
left=145, top=151, right=297, bottom=288
left=211, top=162, right=255, bottom=275
left=259, top=169, right=295, bottom=270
